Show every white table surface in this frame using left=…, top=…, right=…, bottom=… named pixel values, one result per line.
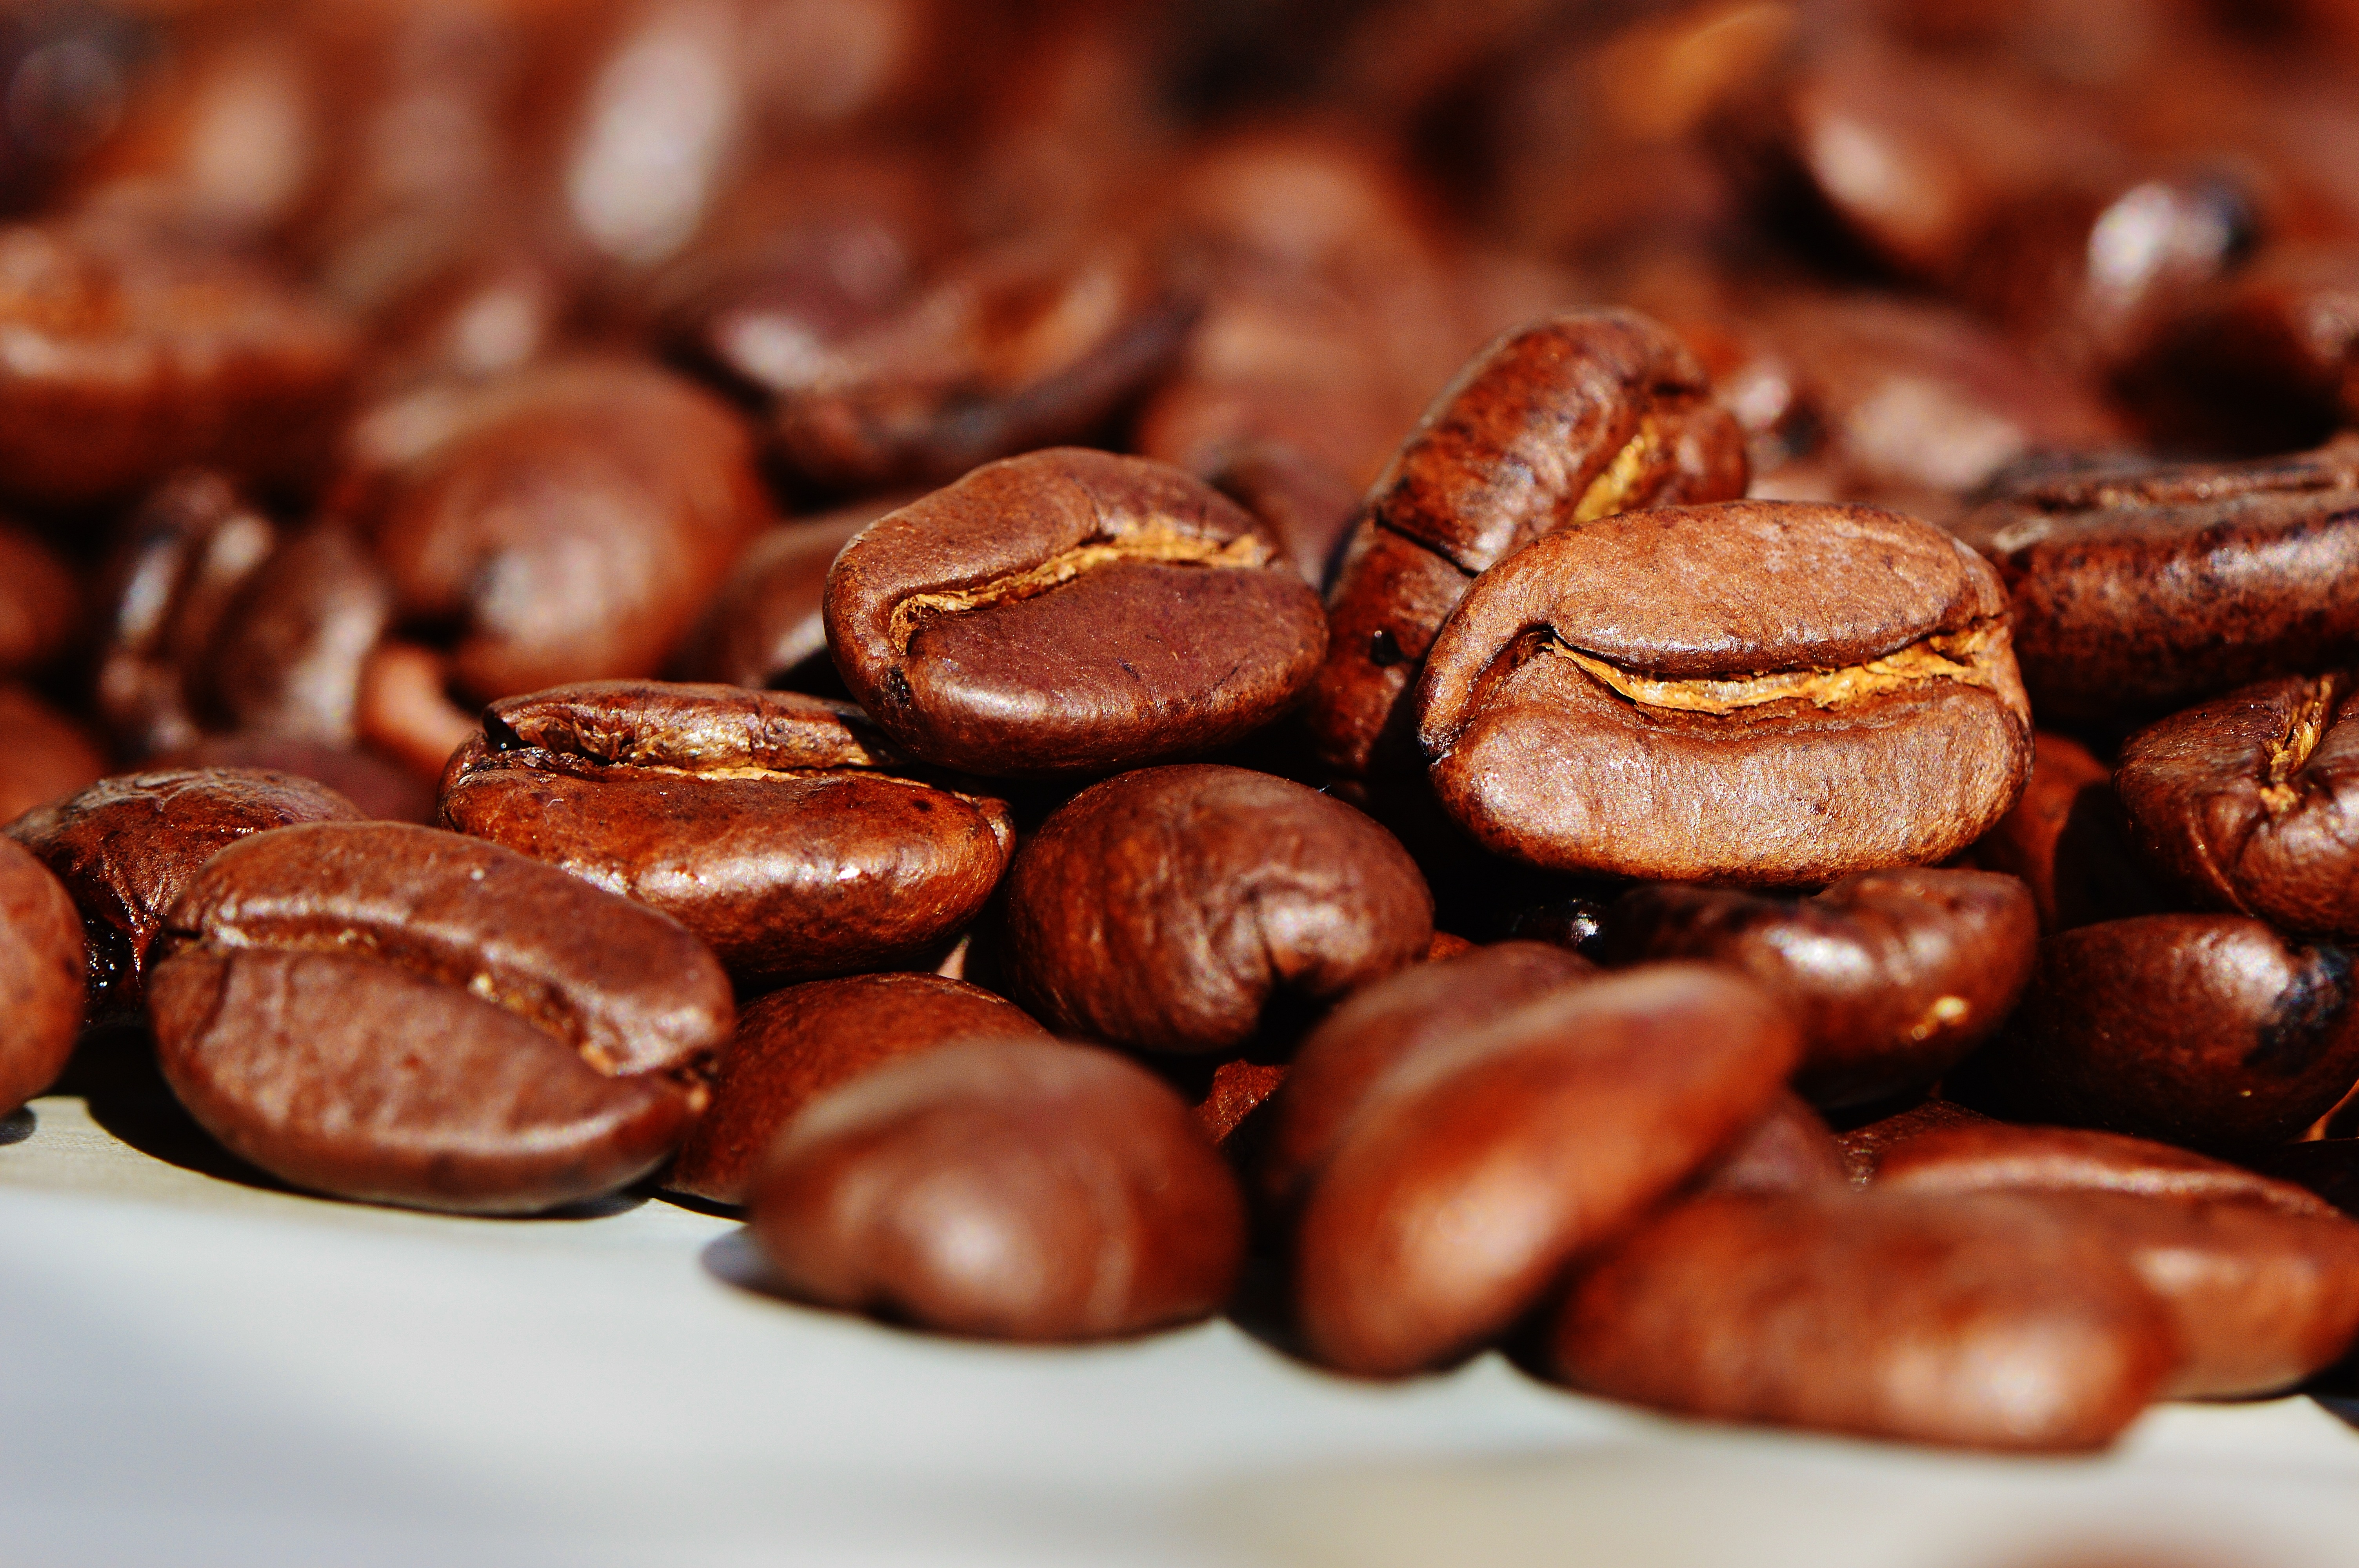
left=5, top=1082, right=2355, bottom=1568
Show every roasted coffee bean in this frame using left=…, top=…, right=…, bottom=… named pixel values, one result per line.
left=334, top=358, right=771, bottom=702
left=1546, top=1190, right=2177, bottom=1452
left=1417, top=501, right=2032, bottom=884
left=0, top=686, right=106, bottom=826
left=1952, top=437, right=2359, bottom=724
left=667, top=973, right=1046, bottom=1206
left=0, top=217, right=355, bottom=505
left=2116, top=671, right=2359, bottom=936
left=824, top=449, right=1327, bottom=777
left=9, top=768, right=365, bottom=1024
left=1604, top=869, right=2039, bottom=1108
left=147, top=822, right=733, bottom=1212
left=196, top=526, right=391, bottom=748
left=1698, top=1092, right=1848, bottom=1195
left=1969, top=731, right=2169, bottom=933
left=670, top=495, right=916, bottom=693
left=1292, top=964, right=1801, bottom=1377
left=2030, top=1191, right=2359, bottom=1399
left=1866, top=1121, right=2340, bottom=1219
left=749, top=1038, right=1245, bottom=1341
left=771, top=233, right=1199, bottom=491
left=0, top=835, right=84, bottom=1116
left=1000, top=765, right=1432, bottom=1055
left=1309, top=310, right=1748, bottom=779
left=1257, top=940, right=1596, bottom=1213
left=1200, top=440, right=1364, bottom=589
left=440, top=682, right=1013, bottom=985
left=153, top=736, right=435, bottom=824
left=1949, top=915, right=2359, bottom=1152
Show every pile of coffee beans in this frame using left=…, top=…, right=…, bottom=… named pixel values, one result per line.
left=5, top=0, right=2359, bottom=1457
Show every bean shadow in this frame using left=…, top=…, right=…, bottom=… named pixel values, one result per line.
left=0, top=1105, right=33, bottom=1146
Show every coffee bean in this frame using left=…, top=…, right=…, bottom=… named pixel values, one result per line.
left=771, top=233, right=1199, bottom=490
left=2116, top=671, right=2359, bottom=935
left=1292, top=964, right=1800, bottom=1376
left=336, top=359, right=771, bottom=702
left=667, top=973, right=1046, bottom=1206
left=440, top=681, right=1012, bottom=985
left=825, top=449, right=1328, bottom=777
left=1605, top=868, right=2038, bottom=1107
left=749, top=1038, right=1245, bottom=1340
left=9, top=768, right=365, bottom=1024
left=1953, top=437, right=2359, bottom=723
left=1546, top=1190, right=2177, bottom=1452
left=1417, top=500, right=2033, bottom=883
left=1866, top=1121, right=2340, bottom=1219
left=0, top=217, right=355, bottom=505
left=1968, top=731, right=2169, bottom=933
left=1833, top=1098, right=1996, bottom=1184
left=1257, top=940, right=1596, bottom=1214
left=196, top=526, right=391, bottom=749
left=0, top=835, right=84, bottom=1115
left=1000, top=764, right=1432, bottom=1054
left=1309, top=310, right=1748, bottom=779
left=1948, top=915, right=2359, bottom=1152
left=154, top=736, right=435, bottom=824
left=147, top=821, right=734, bottom=1212
left=2033, top=1191, right=2359, bottom=1399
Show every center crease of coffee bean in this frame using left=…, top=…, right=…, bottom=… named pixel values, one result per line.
left=1569, top=421, right=1663, bottom=526
left=2259, top=678, right=2337, bottom=813
left=1550, top=621, right=2008, bottom=715
left=887, top=524, right=1274, bottom=653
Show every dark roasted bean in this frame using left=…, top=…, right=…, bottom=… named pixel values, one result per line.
left=0, top=835, right=84, bottom=1115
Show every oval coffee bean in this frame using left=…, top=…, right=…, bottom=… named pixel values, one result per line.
left=2029, top=1192, right=2359, bottom=1400
left=1948, top=915, right=2359, bottom=1152
left=1292, top=964, right=1801, bottom=1377
left=825, top=449, right=1328, bottom=777
left=1416, top=501, right=2033, bottom=884
left=1257, top=940, right=1597, bottom=1213
left=1546, top=1191, right=2177, bottom=1452
left=440, top=682, right=1013, bottom=985
left=1968, top=730, right=2168, bottom=933
left=337, top=359, right=771, bottom=703
left=749, top=1038, right=1245, bottom=1341
left=2115, top=671, right=2359, bottom=935
left=1604, top=869, right=2038, bottom=1107
left=0, top=218, right=355, bottom=506
left=1953, top=438, right=2359, bottom=722
left=1867, top=1121, right=2341, bottom=1220
left=667, top=973, right=1046, bottom=1206
left=1309, top=310, right=1749, bottom=779
left=1001, top=765, right=1433, bottom=1054
left=147, top=822, right=734, bottom=1212
left=9, top=768, right=366, bottom=1024
left=0, top=836, right=84, bottom=1115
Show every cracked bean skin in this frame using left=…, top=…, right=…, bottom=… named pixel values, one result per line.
left=666, top=972, right=1046, bottom=1207
left=1604, top=869, right=2038, bottom=1108
left=1947, top=915, right=2359, bottom=1153
left=1291, top=964, right=1801, bottom=1377
left=1000, top=765, right=1432, bottom=1056
left=1952, top=435, right=2359, bottom=724
left=8, top=768, right=366, bottom=1025
left=749, top=1038, right=1245, bottom=1342
left=824, top=448, right=1328, bottom=777
left=1309, top=310, right=1748, bottom=780
left=0, top=835, right=84, bottom=1116
left=1416, top=500, right=2033, bottom=885
left=146, top=821, right=734, bottom=1212
left=1546, top=1190, right=2177, bottom=1453
left=2115, top=670, right=2359, bottom=937
left=439, top=682, right=1012, bottom=987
